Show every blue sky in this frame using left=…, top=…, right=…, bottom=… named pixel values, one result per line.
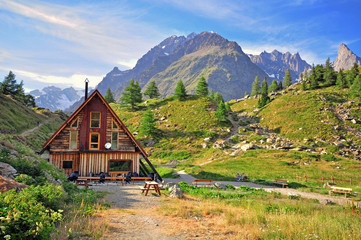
left=0, top=0, right=360, bottom=91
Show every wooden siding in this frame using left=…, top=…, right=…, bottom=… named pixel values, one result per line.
left=50, top=153, right=80, bottom=175
left=79, top=152, right=139, bottom=176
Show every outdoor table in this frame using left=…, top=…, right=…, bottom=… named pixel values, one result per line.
left=141, top=181, right=161, bottom=196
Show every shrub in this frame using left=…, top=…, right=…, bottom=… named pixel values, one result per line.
left=0, top=185, right=63, bottom=239
left=321, top=154, right=338, bottom=162
left=226, top=184, right=235, bottom=190
left=14, top=174, right=34, bottom=185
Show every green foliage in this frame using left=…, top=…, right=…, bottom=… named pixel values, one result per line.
left=151, top=150, right=191, bottom=160
left=103, top=88, right=115, bottom=103
left=346, top=63, right=360, bottom=87
left=302, top=80, right=307, bottom=91
left=120, top=79, right=142, bottom=110
left=15, top=174, right=35, bottom=185
left=224, top=102, right=231, bottom=113
left=324, top=58, right=337, bottom=87
left=144, top=80, right=160, bottom=99
left=269, top=80, right=279, bottom=92
left=214, top=92, right=224, bottom=104
left=336, top=69, right=347, bottom=89
left=257, top=77, right=270, bottom=108
left=209, top=89, right=215, bottom=100
left=139, top=108, right=157, bottom=137
left=309, top=65, right=318, bottom=90
left=0, top=184, right=64, bottom=239
left=195, top=76, right=208, bottom=97
left=178, top=182, right=266, bottom=199
left=321, top=154, right=339, bottom=162
left=155, top=167, right=177, bottom=178
left=216, top=101, right=227, bottom=122
left=0, top=71, right=36, bottom=108
left=350, top=75, right=361, bottom=98
left=283, top=69, right=292, bottom=88
left=174, top=80, right=187, bottom=100
left=251, top=75, right=260, bottom=96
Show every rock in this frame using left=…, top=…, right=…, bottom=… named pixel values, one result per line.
left=260, top=140, right=265, bottom=144
left=0, top=140, right=15, bottom=149
left=201, top=143, right=208, bottom=148
left=266, top=138, right=274, bottom=143
left=0, top=175, right=27, bottom=193
left=213, top=139, right=226, bottom=149
left=170, top=186, right=183, bottom=198
left=241, top=144, right=256, bottom=151
left=0, top=162, right=18, bottom=179
left=226, top=129, right=231, bottom=133
left=165, top=182, right=178, bottom=189
left=323, top=182, right=335, bottom=188
left=166, top=124, right=171, bottom=127
left=133, top=131, right=138, bottom=135
left=204, top=138, right=211, bottom=143
left=160, top=116, right=166, bottom=121
left=351, top=119, right=357, bottom=124
left=213, top=182, right=226, bottom=189
left=334, top=125, right=342, bottom=130
left=320, top=150, right=327, bottom=155
left=144, top=139, right=156, bottom=147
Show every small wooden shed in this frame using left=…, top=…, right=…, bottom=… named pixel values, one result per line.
left=41, top=90, right=159, bottom=178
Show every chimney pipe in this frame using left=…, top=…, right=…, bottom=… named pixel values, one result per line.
left=84, top=78, right=89, bottom=101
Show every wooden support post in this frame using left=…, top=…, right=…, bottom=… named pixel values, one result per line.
left=139, top=160, right=150, bottom=175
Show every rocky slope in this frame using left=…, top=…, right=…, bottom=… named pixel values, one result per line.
left=333, top=43, right=361, bottom=71
left=96, top=32, right=267, bottom=102
left=248, top=50, right=311, bottom=81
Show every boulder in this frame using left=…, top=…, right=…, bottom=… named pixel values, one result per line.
left=213, top=139, right=226, bottom=149
left=213, top=182, right=226, bottom=189
left=0, top=162, right=18, bottom=179
left=170, top=186, right=183, bottom=198
left=144, top=139, right=156, bottom=147
left=351, top=119, right=357, bottom=124
left=0, top=175, right=27, bottom=193
left=241, top=144, right=256, bottom=151
left=165, top=182, right=178, bottom=189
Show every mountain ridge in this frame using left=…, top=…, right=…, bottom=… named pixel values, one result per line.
left=333, top=43, right=361, bottom=71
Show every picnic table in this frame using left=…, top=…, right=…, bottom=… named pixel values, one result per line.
left=140, top=181, right=161, bottom=196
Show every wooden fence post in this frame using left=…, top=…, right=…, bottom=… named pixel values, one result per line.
left=350, top=178, right=352, bottom=186
left=322, top=177, right=324, bottom=183
left=332, top=176, right=334, bottom=184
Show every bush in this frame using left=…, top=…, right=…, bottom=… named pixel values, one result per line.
left=226, top=184, right=235, bottom=190
left=14, top=174, right=34, bottom=185
left=322, top=154, right=338, bottom=162
left=0, top=185, right=63, bottom=239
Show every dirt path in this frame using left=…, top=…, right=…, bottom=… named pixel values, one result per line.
left=20, top=119, right=50, bottom=136
left=90, top=184, right=187, bottom=240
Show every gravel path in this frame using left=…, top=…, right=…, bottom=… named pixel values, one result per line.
left=168, top=171, right=351, bottom=206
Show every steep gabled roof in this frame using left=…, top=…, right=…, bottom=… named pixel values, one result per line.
left=41, top=90, right=148, bottom=158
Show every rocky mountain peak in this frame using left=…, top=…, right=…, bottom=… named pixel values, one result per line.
left=333, top=43, right=361, bottom=71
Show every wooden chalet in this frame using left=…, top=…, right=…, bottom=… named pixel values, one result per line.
left=41, top=89, right=159, bottom=178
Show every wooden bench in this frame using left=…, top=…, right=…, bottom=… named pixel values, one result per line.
left=273, top=179, right=289, bottom=188
left=105, top=177, right=126, bottom=185
left=192, top=179, right=213, bottom=187
left=131, top=177, right=152, bottom=185
left=77, top=176, right=101, bottom=183
left=329, top=186, right=352, bottom=198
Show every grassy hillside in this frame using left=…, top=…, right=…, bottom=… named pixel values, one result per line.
left=110, top=86, right=361, bottom=197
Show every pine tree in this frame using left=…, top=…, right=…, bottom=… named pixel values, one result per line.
left=346, top=63, right=360, bottom=87
left=350, top=75, right=361, bottom=98
left=209, top=89, right=215, bottom=100
left=216, top=101, right=227, bottom=122
left=336, top=69, right=347, bottom=89
left=120, top=79, right=142, bottom=110
left=225, top=102, right=231, bottom=113
left=302, top=80, right=307, bottom=91
left=195, top=76, right=208, bottom=97
left=303, top=70, right=308, bottom=81
left=251, top=76, right=260, bottom=96
left=278, top=80, right=283, bottom=90
left=269, top=80, right=279, bottom=92
left=0, top=71, right=17, bottom=95
left=283, top=69, right=292, bottom=88
left=324, top=58, right=336, bottom=87
left=24, top=94, right=36, bottom=107
left=144, top=81, right=160, bottom=99
left=140, top=108, right=157, bottom=137
left=309, top=65, right=318, bottom=90
left=174, top=80, right=187, bottom=100
left=104, top=88, right=116, bottom=103
left=299, top=72, right=304, bottom=81
left=214, top=92, right=224, bottom=104
left=257, top=77, right=270, bottom=108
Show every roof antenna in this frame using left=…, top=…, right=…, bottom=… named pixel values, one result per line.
left=84, top=78, right=89, bottom=101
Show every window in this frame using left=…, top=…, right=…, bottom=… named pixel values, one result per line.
left=112, top=120, right=118, bottom=129
left=69, top=131, right=77, bottom=150
left=90, top=112, right=100, bottom=128
left=89, top=132, right=100, bottom=150
left=111, top=132, right=118, bottom=150
left=63, top=161, right=73, bottom=169
left=71, top=118, right=78, bottom=128
left=109, top=160, right=131, bottom=171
